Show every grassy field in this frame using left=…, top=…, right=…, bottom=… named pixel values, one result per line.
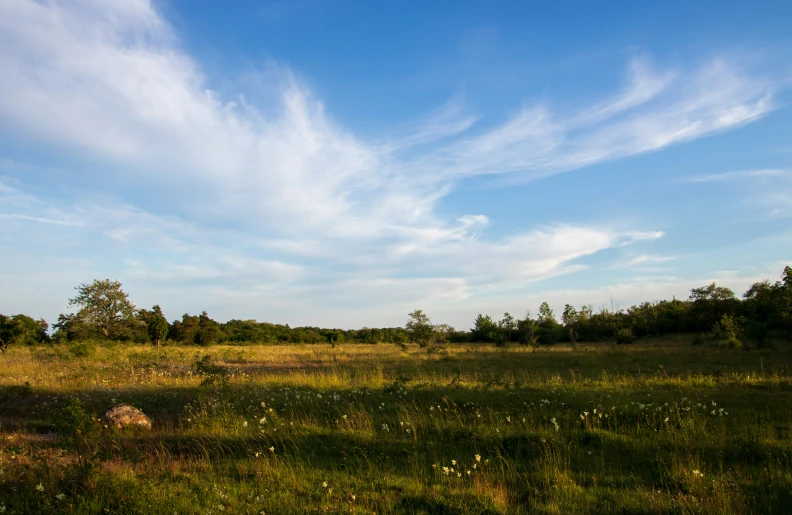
left=1, top=340, right=791, bottom=514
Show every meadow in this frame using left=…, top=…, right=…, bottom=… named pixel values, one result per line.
left=1, top=339, right=791, bottom=514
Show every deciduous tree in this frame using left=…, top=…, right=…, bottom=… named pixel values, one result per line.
left=406, top=309, right=435, bottom=348
left=68, top=279, right=136, bottom=339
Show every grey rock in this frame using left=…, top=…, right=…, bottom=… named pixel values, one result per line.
left=101, top=404, right=152, bottom=430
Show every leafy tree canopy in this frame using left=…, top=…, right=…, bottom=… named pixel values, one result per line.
left=67, top=279, right=136, bottom=339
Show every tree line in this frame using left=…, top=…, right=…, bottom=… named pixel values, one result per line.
left=1, top=266, right=790, bottom=351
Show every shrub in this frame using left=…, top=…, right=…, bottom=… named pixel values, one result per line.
left=55, top=398, right=100, bottom=487
left=615, top=328, right=635, bottom=344
left=192, top=354, right=229, bottom=389
left=713, top=314, right=742, bottom=348
left=717, top=336, right=743, bottom=349
left=68, top=341, right=96, bottom=358
left=713, top=314, right=740, bottom=340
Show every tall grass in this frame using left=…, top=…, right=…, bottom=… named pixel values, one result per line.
left=1, top=340, right=791, bottom=513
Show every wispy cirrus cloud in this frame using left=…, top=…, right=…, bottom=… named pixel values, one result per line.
left=0, top=0, right=787, bottom=326
left=684, top=168, right=788, bottom=183
left=683, top=168, right=792, bottom=218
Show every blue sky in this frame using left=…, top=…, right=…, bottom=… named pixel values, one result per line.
left=1, top=0, right=791, bottom=329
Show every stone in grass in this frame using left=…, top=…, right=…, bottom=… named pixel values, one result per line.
left=101, top=404, right=152, bottom=430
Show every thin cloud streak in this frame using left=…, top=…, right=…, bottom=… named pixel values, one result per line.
left=684, top=169, right=788, bottom=183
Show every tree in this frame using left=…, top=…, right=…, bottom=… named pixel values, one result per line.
left=517, top=312, right=539, bottom=346
left=497, top=313, right=517, bottom=345
left=406, top=310, right=435, bottom=348
left=67, top=279, right=136, bottom=339
left=628, top=302, right=659, bottom=340
left=688, top=282, right=738, bottom=332
left=778, top=266, right=792, bottom=340
left=562, top=304, right=578, bottom=344
left=537, top=302, right=560, bottom=344
left=433, top=324, right=456, bottom=344
left=471, top=314, right=498, bottom=342
left=538, top=302, right=558, bottom=328
left=0, top=315, right=19, bottom=353
left=148, top=316, right=169, bottom=348
left=139, top=305, right=168, bottom=347
left=195, top=311, right=220, bottom=346
left=0, top=314, right=48, bottom=352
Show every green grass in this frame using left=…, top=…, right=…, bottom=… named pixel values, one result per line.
left=1, top=340, right=791, bottom=514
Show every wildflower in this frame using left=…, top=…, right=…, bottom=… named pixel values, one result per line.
left=243, top=421, right=248, bottom=427
left=506, top=416, right=511, bottom=423
left=322, top=482, right=328, bottom=488
left=342, top=414, right=347, bottom=419
left=350, top=494, right=356, bottom=501
left=442, top=466, right=450, bottom=475
left=261, top=402, right=266, bottom=407
left=36, top=483, right=44, bottom=492
left=259, top=416, right=267, bottom=424
left=475, top=454, right=481, bottom=462
left=664, top=417, right=669, bottom=423
left=451, top=460, right=457, bottom=466
left=269, top=446, right=275, bottom=452
left=456, top=472, right=461, bottom=477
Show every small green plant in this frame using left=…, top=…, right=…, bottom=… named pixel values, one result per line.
left=192, top=354, right=229, bottom=389
left=55, top=397, right=100, bottom=489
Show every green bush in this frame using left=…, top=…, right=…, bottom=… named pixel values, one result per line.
left=68, top=341, right=96, bottom=358
left=717, top=336, right=743, bottom=349
left=615, top=328, right=635, bottom=344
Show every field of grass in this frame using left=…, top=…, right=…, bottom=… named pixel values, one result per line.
left=1, top=339, right=791, bottom=514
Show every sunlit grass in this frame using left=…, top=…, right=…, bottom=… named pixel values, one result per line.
left=1, top=340, right=791, bottom=513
